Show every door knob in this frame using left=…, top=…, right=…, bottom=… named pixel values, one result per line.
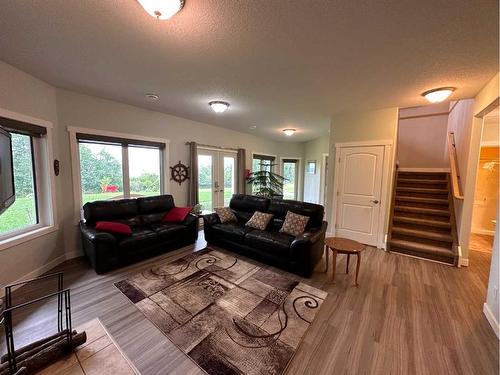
left=371, top=200, right=379, bottom=204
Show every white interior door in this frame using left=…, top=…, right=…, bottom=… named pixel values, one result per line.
left=197, top=149, right=236, bottom=210
left=336, top=146, right=384, bottom=246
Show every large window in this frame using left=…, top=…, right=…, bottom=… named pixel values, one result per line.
left=282, top=159, right=299, bottom=200
left=252, top=154, right=275, bottom=173
left=77, top=133, right=164, bottom=205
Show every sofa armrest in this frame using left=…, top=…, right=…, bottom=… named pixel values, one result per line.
left=289, top=221, right=328, bottom=274
left=292, top=221, right=328, bottom=247
left=203, top=213, right=220, bottom=227
left=183, top=213, right=198, bottom=227
left=80, top=222, right=117, bottom=244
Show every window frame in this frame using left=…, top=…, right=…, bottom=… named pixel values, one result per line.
left=0, top=108, right=57, bottom=250
left=280, top=157, right=301, bottom=200
left=68, top=127, right=170, bottom=222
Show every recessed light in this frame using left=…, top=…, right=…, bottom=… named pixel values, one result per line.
left=209, top=101, right=230, bottom=113
left=283, top=128, right=296, bottom=136
left=146, top=93, right=159, bottom=100
left=137, top=0, right=185, bottom=20
left=422, top=87, right=455, bottom=103
left=248, top=125, right=257, bottom=130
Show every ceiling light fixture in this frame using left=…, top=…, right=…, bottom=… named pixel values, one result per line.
left=422, top=87, right=455, bottom=103
left=283, top=128, right=296, bottom=136
left=146, top=93, right=159, bottom=100
left=137, top=0, right=185, bottom=20
left=248, top=125, right=257, bottom=130
left=209, top=101, right=230, bottom=113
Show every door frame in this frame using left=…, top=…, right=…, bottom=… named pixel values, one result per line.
left=330, top=139, right=394, bottom=249
left=279, top=156, right=302, bottom=200
left=320, top=153, right=329, bottom=206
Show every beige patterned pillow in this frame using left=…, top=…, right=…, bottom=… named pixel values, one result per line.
left=214, top=207, right=237, bottom=223
left=246, top=211, right=274, bottom=230
left=280, top=211, right=310, bottom=237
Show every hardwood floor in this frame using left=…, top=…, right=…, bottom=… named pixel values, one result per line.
left=1, top=232, right=498, bottom=374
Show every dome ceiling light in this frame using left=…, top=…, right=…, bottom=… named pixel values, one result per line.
left=422, top=87, right=455, bottom=103
left=283, top=129, right=296, bottom=136
left=137, top=0, right=185, bottom=20
left=209, top=101, right=230, bottom=113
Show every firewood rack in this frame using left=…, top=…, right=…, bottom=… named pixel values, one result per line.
left=1, top=272, right=72, bottom=375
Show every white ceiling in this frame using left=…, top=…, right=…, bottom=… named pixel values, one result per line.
left=0, top=0, right=498, bottom=142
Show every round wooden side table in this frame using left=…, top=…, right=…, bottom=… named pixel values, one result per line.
left=324, top=237, right=365, bottom=286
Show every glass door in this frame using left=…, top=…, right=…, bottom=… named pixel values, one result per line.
left=197, top=149, right=237, bottom=210
left=282, top=159, right=299, bottom=200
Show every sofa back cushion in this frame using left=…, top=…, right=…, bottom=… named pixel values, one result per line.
left=230, top=194, right=270, bottom=222
left=268, top=199, right=324, bottom=230
left=138, top=195, right=175, bottom=224
left=83, top=199, right=139, bottom=226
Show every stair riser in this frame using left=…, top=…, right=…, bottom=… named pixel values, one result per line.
left=391, top=229, right=453, bottom=243
left=391, top=233, right=453, bottom=249
left=396, top=190, right=449, bottom=199
left=393, top=216, right=451, bottom=229
left=395, top=207, right=450, bottom=218
left=392, top=221, right=452, bottom=235
left=397, top=172, right=448, bottom=180
left=395, top=196, right=449, bottom=205
left=397, top=182, right=448, bottom=189
left=394, top=200, right=449, bottom=210
left=390, top=246, right=455, bottom=265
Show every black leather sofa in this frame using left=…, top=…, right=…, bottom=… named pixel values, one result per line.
left=203, top=194, right=327, bottom=277
left=80, top=195, right=198, bottom=273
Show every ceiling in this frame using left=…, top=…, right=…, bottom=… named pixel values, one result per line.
left=0, top=1, right=498, bottom=142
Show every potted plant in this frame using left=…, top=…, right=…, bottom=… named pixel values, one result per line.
left=247, top=161, right=287, bottom=198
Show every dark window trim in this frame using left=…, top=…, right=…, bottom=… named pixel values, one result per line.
left=76, top=133, right=165, bottom=149
left=0, top=116, right=47, bottom=137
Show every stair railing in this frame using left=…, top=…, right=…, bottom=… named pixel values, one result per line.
left=447, top=132, right=464, bottom=200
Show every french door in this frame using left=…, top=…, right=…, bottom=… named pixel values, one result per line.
left=197, top=149, right=237, bottom=211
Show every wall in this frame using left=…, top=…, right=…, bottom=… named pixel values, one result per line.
left=325, top=107, right=399, bottom=236
left=397, top=103, right=450, bottom=169
left=303, top=136, right=329, bottom=203
left=482, top=117, right=500, bottom=145
left=0, top=61, right=67, bottom=288
left=484, top=210, right=500, bottom=338
left=471, top=147, right=499, bottom=235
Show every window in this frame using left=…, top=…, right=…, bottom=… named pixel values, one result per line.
left=77, top=133, right=164, bottom=206
left=282, top=159, right=299, bottom=200
left=252, top=154, right=275, bottom=173
left=0, top=114, right=54, bottom=242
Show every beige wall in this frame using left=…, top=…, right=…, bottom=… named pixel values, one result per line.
left=482, top=118, right=500, bottom=144
left=397, top=103, right=450, bottom=169
left=0, top=61, right=312, bottom=287
left=0, top=61, right=67, bottom=288
left=303, top=136, right=329, bottom=204
left=325, top=107, right=399, bottom=236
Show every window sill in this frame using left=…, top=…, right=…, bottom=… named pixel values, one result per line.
left=0, top=225, right=59, bottom=252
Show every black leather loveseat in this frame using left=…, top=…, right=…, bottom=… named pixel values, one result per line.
left=203, top=194, right=327, bottom=277
left=80, top=195, right=198, bottom=273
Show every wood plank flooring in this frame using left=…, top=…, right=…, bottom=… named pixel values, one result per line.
left=1, top=232, right=498, bottom=374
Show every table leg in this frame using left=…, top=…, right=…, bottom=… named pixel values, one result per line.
left=346, top=254, right=350, bottom=274
left=324, top=245, right=329, bottom=273
left=355, top=252, right=361, bottom=287
left=331, top=249, right=337, bottom=283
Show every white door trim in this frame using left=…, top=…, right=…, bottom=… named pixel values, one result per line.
left=330, top=140, right=394, bottom=249
left=320, top=153, right=329, bottom=206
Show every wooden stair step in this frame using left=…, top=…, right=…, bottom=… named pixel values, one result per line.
left=392, top=226, right=453, bottom=242
left=395, top=196, right=449, bottom=205
left=396, top=187, right=448, bottom=194
left=389, top=239, right=454, bottom=258
left=395, top=205, right=450, bottom=217
left=393, top=215, right=451, bottom=228
left=398, top=172, right=447, bottom=179
left=397, top=178, right=447, bottom=185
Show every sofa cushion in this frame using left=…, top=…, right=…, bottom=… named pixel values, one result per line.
left=211, top=223, right=252, bottom=242
left=163, top=207, right=192, bottom=223
left=230, top=194, right=270, bottom=214
left=149, top=222, right=187, bottom=239
left=246, top=211, right=274, bottom=230
left=280, top=211, right=310, bottom=237
left=83, top=199, right=138, bottom=225
left=118, top=228, right=158, bottom=250
left=138, top=195, right=175, bottom=214
left=245, top=230, right=294, bottom=255
left=95, top=221, right=132, bottom=236
left=268, top=199, right=324, bottom=230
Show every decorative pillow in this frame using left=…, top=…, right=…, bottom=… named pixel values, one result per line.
left=246, top=211, right=274, bottom=230
left=280, top=211, right=310, bottom=237
left=96, top=221, right=132, bottom=236
left=163, top=207, right=192, bottom=223
left=214, top=207, right=237, bottom=223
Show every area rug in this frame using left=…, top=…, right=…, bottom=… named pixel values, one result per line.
left=114, top=248, right=327, bottom=375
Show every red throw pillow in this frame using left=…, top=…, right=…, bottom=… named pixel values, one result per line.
left=163, top=207, right=192, bottom=223
left=96, top=221, right=132, bottom=236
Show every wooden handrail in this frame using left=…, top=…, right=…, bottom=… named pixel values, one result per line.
left=447, top=132, right=464, bottom=200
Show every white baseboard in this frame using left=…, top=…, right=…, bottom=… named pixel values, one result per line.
left=65, top=249, right=83, bottom=260
left=483, top=303, right=500, bottom=339
left=472, top=228, right=495, bottom=236
left=398, top=167, right=451, bottom=173
left=459, top=257, right=469, bottom=267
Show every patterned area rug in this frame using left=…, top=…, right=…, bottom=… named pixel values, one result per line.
left=115, top=247, right=327, bottom=375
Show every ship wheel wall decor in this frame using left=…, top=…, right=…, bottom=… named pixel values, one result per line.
left=170, top=161, right=189, bottom=185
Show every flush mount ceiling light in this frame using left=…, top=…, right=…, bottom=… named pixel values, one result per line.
left=422, top=87, right=455, bottom=103
left=248, top=125, right=257, bottom=130
left=283, top=128, right=296, bottom=136
left=146, top=93, right=159, bottom=100
left=137, top=0, right=185, bottom=20
left=209, top=101, right=230, bottom=113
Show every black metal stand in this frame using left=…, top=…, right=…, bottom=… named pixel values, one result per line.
left=1, top=272, right=72, bottom=374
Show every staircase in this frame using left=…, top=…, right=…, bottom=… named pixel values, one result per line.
left=388, top=171, right=459, bottom=265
